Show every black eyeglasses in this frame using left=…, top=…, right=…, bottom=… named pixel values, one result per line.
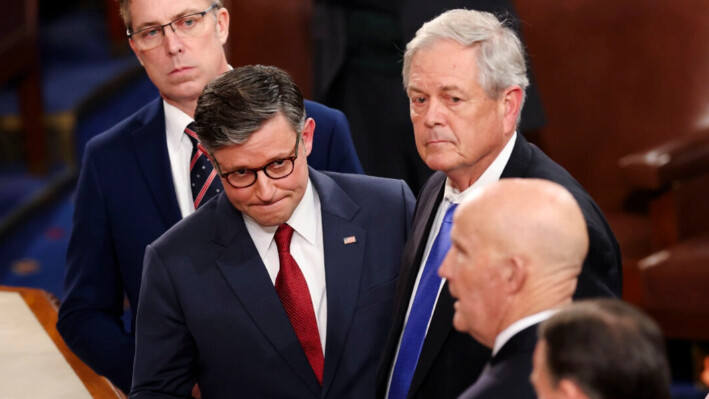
left=213, top=135, right=301, bottom=189
left=127, top=4, right=218, bottom=50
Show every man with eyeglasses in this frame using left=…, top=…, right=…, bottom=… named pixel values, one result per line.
left=57, top=0, right=364, bottom=394
left=130, top=65, right=415, bottom=398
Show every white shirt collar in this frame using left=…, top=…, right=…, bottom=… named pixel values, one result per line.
left=243, top=178, right=318, bottom=257
left=492, top=308, right=559, bottom=356
left=444, top=132, right=517, bottom=204
left=163, top=100, right=194, bottom=151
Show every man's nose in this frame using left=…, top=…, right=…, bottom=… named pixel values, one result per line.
left=253, top=170, right=276, bottom=200
left=438, top=250, right=453, bottom=279
left=163, top=24, right=183, bottom=54
left=423, top=98, right=445, bottom=127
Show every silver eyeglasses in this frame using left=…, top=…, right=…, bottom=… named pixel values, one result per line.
left=127, top=4, right=218, bottom=50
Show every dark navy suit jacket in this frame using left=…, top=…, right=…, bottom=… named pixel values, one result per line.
left=57, top=97, right=364, bottom=392
left=457, top=324, right=539, bottom=399
left=376, top=134, right=622, bottom=399
left=129, top=169, right=415, bottom=398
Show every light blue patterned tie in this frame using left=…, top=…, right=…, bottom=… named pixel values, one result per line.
left=388, top=203, right=458, bottom=399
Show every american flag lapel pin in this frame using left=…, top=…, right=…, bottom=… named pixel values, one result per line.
left=343, top=236, right=356, bottom=245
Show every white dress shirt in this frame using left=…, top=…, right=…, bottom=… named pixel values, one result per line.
left=386, top=132, right=518, bottom=394
left=243, top=179, right=328, bottom=351
left=164, top=101, right=197, bottom=218
left=492, top=309, right=558, bottom=356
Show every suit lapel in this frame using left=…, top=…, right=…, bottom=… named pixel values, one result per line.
left=500, top=133, right=532, bottom=179
left=490, top=323, right=539, bottom=366
left=131, top=98, right=182, bottom=226
left=378, top=172, right=446, bottom=397
left=398, top=172, right=446, bottom=307
left=309, top=169, right=365, bottom=397
left=212, top=194, right=321, bottom=396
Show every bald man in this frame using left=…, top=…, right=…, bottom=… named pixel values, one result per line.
left=438, top=178, right=589, bottom=399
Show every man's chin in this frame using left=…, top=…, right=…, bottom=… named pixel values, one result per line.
left=423, top=154, right=459, bottom=173
left=247, top=208, right=289, bottom=227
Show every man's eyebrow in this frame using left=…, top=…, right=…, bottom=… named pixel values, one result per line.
left=407, top=86, right=425, bottom=95
left=408, top=85, right=464, bottom=95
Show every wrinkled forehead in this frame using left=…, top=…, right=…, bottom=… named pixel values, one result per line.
left=129, top=0, right=212, bottom=27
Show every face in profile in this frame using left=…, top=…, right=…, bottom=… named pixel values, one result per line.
left=406, top=39, right=513, bottom=188
left=211, top=114, right=314, bottom=227
left=128, top=0, right=229, bottom=111
left=437, top=206, right=507, bottom=348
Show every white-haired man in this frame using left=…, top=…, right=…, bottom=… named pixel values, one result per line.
left=376, top=9, right=621, bottom=399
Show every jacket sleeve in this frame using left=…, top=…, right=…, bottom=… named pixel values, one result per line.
left=57, top=145, right=135, bottom=393
left=326, top=108, right=365, bottom=174
left=130, top=245, right=197, bottom=399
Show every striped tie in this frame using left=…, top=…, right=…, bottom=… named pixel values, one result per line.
left=184, top=123, right=222, bottom=209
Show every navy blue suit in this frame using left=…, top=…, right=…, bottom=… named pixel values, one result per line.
left=130, top=169, right=415, bottom=398
left=376, top=134, right=622, bottom=399
left=57, top=98, right=364, bottom=392
left=457, top=324, right=538, bottom=399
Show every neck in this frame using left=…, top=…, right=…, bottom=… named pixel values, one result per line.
left=500, top=281, right=575, bottom=332
left=168, top=99, right=198, bottom=119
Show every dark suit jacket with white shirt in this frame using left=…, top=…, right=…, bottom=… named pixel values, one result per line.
left=129, top=168, right=415, bottom=398
left=375, top=134, right=622, bottom=399
left=57, top=97, right=364, bottom=393
left=457, top=324, right=539, bottom=399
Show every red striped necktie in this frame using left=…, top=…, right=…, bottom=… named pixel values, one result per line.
left=184, top=123, right=222, bottom=209
left=274, top=224, right=325, bottom=384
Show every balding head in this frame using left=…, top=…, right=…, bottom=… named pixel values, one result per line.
left=438, top=178, right=588, bottom=347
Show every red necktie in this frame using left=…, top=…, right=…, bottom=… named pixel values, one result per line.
left=274, top=224, right=324, bottom=384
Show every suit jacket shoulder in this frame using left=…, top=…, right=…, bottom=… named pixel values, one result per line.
left=502, top=135, right=622, bottom=298
left=305, top=100, right=364, bottom=174
left=458, top=324, right=538, bottom=399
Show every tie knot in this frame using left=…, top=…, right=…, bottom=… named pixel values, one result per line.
left=184, top=122, right=199, bottom=147
left=275, top=224, right=295, bottom=254
left=443, top=203, right=458, bottom=224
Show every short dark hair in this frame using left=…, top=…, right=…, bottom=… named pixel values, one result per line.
left=539, top=299, right=671, bottom=399
left=193, top=65, right=306, bottom=153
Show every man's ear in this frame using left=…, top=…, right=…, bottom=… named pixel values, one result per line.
left=501, top=85, right=523, bottom=134
left=558, top=378, right=590, bottom=399
left=216, top=7, right=229, bottom=45
left=503, top=255, right=527, bottom=294
left=301, top=118, right=315, bottom=157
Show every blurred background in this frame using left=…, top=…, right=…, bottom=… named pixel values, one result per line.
left=1, top=0, right=708, bottom=397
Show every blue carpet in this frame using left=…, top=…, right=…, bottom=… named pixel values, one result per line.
left=0, top=6, right=139, bottom=115
left=0, top=191, right=72, bottom=297
left=0, top=71, right=157, bottom=295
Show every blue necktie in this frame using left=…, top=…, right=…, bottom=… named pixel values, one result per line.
left=388, top=203, right=458, bottom=399
left=185, top=123, right=222, bottom=209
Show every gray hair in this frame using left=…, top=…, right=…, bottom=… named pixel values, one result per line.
left=116, top=0, right=224, bottom=32
left=193, top=65, right=306, bottom=153
left=403, top=9, right=529, bottom=108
